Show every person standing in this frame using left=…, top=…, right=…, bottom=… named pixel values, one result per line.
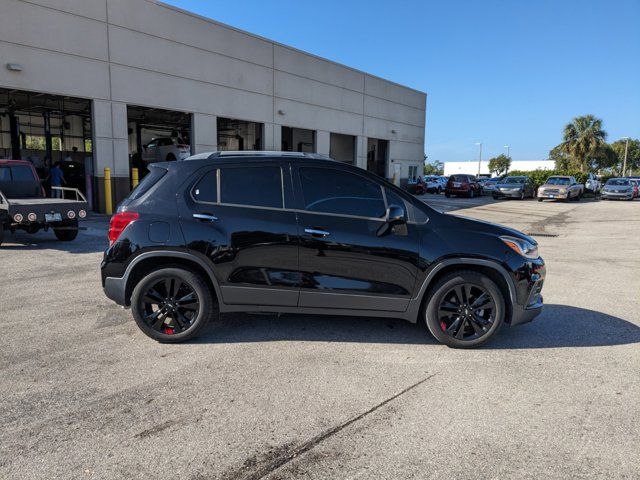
left=49, top=162, right=66, bottom=198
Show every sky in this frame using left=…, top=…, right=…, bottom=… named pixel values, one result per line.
left=163, top=0, right=640, bottom=163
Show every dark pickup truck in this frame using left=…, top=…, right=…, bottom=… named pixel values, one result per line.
left=0, top=159, right=88, bottom=246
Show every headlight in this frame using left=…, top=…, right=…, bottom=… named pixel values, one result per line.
left=500, top=235, right=539, bottom=259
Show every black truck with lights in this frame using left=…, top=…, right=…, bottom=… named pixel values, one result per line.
left=0, top=159, right=88, bottom=246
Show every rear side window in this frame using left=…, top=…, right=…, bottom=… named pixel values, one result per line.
left=300, top=167, right=385, bottom=218
left=192, top=170, right=218, bottom=203
left=129, top=167, right=166, bottom=200
left=220, top=166, right=283, bottom=208
left=0, top=167, right=10, bottom=181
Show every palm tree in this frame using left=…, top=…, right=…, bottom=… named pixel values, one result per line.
left=561, top=115, right=607, bottom=172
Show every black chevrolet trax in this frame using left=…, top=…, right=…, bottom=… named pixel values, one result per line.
left=101, top=152, right=545, bottom=348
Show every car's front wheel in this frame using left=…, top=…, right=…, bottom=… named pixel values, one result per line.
left=131, top=267, right=216, bottom=343
left=424, top=270, right=505, bottom=348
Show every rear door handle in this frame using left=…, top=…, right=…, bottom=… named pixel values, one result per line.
left=304, top=228, right=330, bottom=237
left=193, top=213, right=218, bottom=222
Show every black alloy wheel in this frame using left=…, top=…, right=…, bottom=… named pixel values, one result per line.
left=141, top=277, right=199, bottom=334
left=425, top=270, right=505, bottom=348
left=131, top=267, right=216, bottom=342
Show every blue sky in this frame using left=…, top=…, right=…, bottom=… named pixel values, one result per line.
left=164, top=0, right=640, bottom=163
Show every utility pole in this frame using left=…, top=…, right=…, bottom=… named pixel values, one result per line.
left=622, top=137, right=629, bottom=176
left=475, top=142, right=482, bottom=176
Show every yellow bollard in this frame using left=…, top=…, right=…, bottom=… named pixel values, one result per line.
left=131, top=168, right=139, bottom=190
left=104, top=167, right=113, bottom=215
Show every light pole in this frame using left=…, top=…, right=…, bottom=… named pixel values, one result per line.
left=621, top=137, right=629, bottom=176
left=475, top=142, right=482, bottom=176
left=504, top=145, right=510, bottom=159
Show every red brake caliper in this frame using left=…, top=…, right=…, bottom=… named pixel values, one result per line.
left=163, top=327, right=175, bottom=335
left=440, top=321, right=447, bottom=331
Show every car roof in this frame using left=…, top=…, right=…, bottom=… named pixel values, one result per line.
left=0, top=159, right=33, bottom=165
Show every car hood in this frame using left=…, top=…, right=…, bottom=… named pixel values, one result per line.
left=438, top=212, right=536, bottom=244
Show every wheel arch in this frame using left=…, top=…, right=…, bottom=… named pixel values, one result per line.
left=123, top=251, right=221, bottom=307
left=414, top=258, right=515, bottom=323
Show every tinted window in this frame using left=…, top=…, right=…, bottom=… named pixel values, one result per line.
left=450, top=175, right=468, bottom=183
left=221, top=166, right=282, bottom=208
left=503, top=176, right=527, bottom=184
left=192, top=170, right=218, bottom=203
left=0, top=167, right=10, bottom=181
left=129, top=167, right=167, bottom=200
left=300, top=167, right=385, bottom=218
left=11, top=165, right=36, bottom=182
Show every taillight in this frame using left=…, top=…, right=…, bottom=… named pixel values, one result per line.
left=108, top=211, right=139, bottom=245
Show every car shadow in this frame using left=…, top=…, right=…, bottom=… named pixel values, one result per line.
left=0, top=229, right=106, bottom=254
left=195, top=304, right=640, bottom=349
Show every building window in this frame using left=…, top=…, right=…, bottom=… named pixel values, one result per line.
left=408, top=165, right=419, bottom=183
left=217, top=117, right=263, bottom=151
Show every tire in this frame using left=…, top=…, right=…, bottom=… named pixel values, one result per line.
left=424, top=270, right=505, bottom=348
left=445, top=192, right=451, bottom=198
left=53, top=219, right=79, bottom=241
left=0, top=226, right=3, bottom=247
left=469, top=189, right=475, bottom=199
left=131, top=267, right=216, bottom=343
left=537, top=197, right=542, bottom=202
left=492, top=194, right=498, bottom=200
left=166, top=153, right=177, bottom=162
left=437, top=187, right=442, bottom=194
left=519, top=191, right=525, bottom=200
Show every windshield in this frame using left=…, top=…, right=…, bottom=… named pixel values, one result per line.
left=502, top=176, right=526, bottom=184
left=546, top=177, right=570, bottom=185
left=606, top=178, right=630, bottom=186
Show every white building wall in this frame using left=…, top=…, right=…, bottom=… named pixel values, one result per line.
left=0, top=0, right=426, bottom=203
left=444, top=160, right=555, bottom=176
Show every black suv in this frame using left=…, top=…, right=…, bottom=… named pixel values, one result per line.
left=101, top=152, right=545, bottom=348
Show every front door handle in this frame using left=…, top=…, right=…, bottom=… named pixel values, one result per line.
left=193, top=213, right=218, bottom=222
left=304, top=228, right=330, bottom=237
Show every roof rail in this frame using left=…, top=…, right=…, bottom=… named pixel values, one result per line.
left=182, top=150, right=334, bottom=161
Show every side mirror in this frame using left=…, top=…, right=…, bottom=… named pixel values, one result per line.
left=386, top=204, right=406, bottom=225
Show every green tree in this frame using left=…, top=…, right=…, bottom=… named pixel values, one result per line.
left=549, top=145, right=574, bottom=170
left=560, top=115, right=607, bottom=172
left=423, top=159, right=444, bottom=175
left=610, top=138, right=640, bottom=175
left=488, top=154, right=511, bottom=176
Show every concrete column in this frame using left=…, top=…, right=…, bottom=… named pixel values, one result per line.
left=356, top=135, right=367, bottom=170
left=272, top=124, right=282, bottom=151
left=262, top=123, right=280, bottom=150
left=191, top=113, right=217, bottom=154
left=316, top=130, right=330, bottom=156
left=92, top=99, right=130, bottom=212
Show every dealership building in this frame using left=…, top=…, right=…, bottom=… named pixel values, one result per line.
left=0, top=0, right=427, bottom=210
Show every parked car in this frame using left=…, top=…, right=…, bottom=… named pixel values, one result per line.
left=601, top=178, right=634, bottom=201
left=142, top=137, right=190, bottom=163
left=101, top=152, right=545, bottom=349
left=584, top=172, right=601, bottom=193
left=0, top=159, right=87, bottom=245
left=444, top=174, right=482, bottom=198
left=492, top=176, right=536, bottom=200
left=424, top=175, right=447, bottom=194
left=627, top=178, right=639, bottom=198
left=537, top=176, right=584, bottom=202
left=481, top=177, right=503, bottom=195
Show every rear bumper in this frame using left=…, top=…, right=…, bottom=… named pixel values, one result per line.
left=103, top=275, right=128, bottom=306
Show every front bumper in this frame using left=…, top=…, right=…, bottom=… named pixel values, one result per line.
left=601, top=191, right=633, bottom=200
left=509, top=259, right=545, bottom=326
left=494, top=190, right=523, bottom=198
left=537, top=191, right=568, bottom=199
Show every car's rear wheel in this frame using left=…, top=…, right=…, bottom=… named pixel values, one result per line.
left=469, top=189, right=475, bottom=198
left=424, top=270, right=505, bottom=348
left=131, top=267, right=216, bottom=343
left=53, top=219, right=78, bottom=241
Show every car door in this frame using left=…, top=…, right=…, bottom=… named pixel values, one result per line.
left=178, top=161, right=300, bottom=307
left=292, top=164, right=420, bottom=312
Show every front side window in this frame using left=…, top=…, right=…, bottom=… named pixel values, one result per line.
left=300, top=167, right=385, bottom=218
left=220, top=166, right=282, bottom=208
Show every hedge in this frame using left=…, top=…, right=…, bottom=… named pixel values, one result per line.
left=507, top=169, right=590, bottom=189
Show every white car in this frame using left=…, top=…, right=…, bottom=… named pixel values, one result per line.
left=142, top=137, right=190, bottom=163
left=584, top=173, right=601, bottom=193
left=424, top=175, right=447, bottom=193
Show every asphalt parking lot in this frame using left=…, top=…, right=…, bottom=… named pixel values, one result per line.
left=1, top=195, right=639, bottom=480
